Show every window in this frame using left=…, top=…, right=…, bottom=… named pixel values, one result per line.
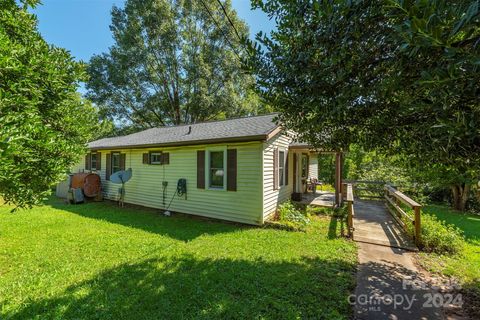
left=279, top=150, right=285, bottom=186
left=150, top=152, right=162, bottom=165
left=112, top=152, right=121, bottom=174
left=90, top=153, right=97, bottom=170
left=209, top=150, right=225, bottom=189
left=301, top=154, right=308, bottom=178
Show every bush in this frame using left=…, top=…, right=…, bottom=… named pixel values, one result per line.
left=419, top=214, right=465, bottom=254
left=402, top=211, right=464, bottom=254
left=274, top=201, right=310, bottom=231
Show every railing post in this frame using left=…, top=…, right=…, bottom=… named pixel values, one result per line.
left=414, top=206, right=421, bottom=248
left=348, top=201, right=353, bottom=238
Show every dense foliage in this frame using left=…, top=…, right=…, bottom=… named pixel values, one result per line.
left=88, top=0, right=267, bottom=130
left=402, top=211, right=465, bottom=254
left=252, top=0, right=480, bottom=210
left=275, top=201, right=311, bottom=231
left=0, top=0, right=96, bottom=208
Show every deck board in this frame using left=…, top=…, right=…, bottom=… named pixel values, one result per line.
left=353, top=200, right=416, bottom=250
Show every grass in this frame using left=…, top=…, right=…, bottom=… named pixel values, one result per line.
left=0, top=197, right=357, bottom=319
left=417, top=205, right=480, bottom=316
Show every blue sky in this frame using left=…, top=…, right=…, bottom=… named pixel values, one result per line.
left=32, top=0, right=275, bottom=63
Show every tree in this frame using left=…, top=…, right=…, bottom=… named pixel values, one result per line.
left=0, top=0, right=97, bottom=208
left=252, top=0, right=480, bottom=210
left=87, top=0, right=266, bottom=129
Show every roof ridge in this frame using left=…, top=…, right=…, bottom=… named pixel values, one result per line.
left=87, top=113, right=280, bottom=147
left=150, top=112, right=279, bottom=130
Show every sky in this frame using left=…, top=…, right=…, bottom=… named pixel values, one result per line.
left=31, top=0, right=275, bottom=63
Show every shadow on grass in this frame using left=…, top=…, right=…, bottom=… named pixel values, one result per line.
left=7, top=254, right=356, bottom=319
left=328, top=216, right=346, bottom=239
left=47, top=197, right=248, bottom=242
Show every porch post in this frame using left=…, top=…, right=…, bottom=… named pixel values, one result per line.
left=334, top=152, right=343, bottom=206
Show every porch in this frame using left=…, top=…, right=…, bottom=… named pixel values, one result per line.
left=288, top=142, right=344, bottom=207
left=296, top=191, right=336, bottom=207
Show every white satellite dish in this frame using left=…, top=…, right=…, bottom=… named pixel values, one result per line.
left=110, top=168, right=132, bottom=207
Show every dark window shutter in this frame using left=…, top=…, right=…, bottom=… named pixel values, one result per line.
left=85, top=153, right=91, bottom=170
left=106, top=153, right=111, bottom=180
left=143, top=153, right=149, bottom=164
left=97, top=152, right=101, bottom=170
left=120, top=153, right=126, bottom=171
left=285, top=151, right=289, bottom=185
left=162, top=152, right=170, bottom=165
left=197, top=150, right=205, bottom=189
left=273, top=147, right=278, bottom=190
left=227, top=149, right=237, bottom=191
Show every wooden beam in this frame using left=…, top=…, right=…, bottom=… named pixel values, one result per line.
left=334, top=152, right=342, bottom=206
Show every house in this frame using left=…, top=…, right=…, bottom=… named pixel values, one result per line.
left=72, top=114, right=343, bottom=225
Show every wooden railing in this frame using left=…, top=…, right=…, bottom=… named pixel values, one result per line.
left=343, top=180, right=387, bottom=200
left=384, top=185, right=422, bottom=247
left=345, top=183, right=354, bottom=238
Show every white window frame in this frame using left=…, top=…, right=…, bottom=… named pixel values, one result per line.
left=90, top=152, right=98, bottom=171
left=111, top=152, right=121, bottom=174
left=150, top=152, right=163, bottom=165
left=279, top=149, right=286, bottom=187
left=206, top=147, right=227, bottom=190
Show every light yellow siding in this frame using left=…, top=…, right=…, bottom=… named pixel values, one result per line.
left=72, top=141, right=264, bottom=225
left=262, top=133, right=294, bottom=221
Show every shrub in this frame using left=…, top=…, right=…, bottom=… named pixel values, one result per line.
left=401, top=211, right=464, bottom=254
left=419, top=214, right=465, bottom=254
left=275, top=201, right=310, bottom=231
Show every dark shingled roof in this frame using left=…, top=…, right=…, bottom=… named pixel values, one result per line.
left=88, top=113, right=280, bottom=149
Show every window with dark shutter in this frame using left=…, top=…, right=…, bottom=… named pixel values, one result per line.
left=85, top=153, right=91, bottom=170
left=162, top=152, right=170, bottom=165
left=279, top=150, right=285, bottom=186
left=120, top=153, right=126, bottom=171
left=106, top=153, right=111, bottom=180
left=285, top=151, right=289, bottom=185
left=273, top=147, right=278, bottom=190
left=97, top=152, right=101, bottom=170
left=197, top=150, right=205, bottom=189
left=90, top=153, right=97, bottom=170
left=143, top=153, right=149, bottom=164
left=227, top=149, right=237, bottom=191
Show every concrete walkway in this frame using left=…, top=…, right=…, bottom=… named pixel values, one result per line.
left=352, top=200, right=444, bottom=319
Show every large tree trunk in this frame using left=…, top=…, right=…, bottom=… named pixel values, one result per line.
left=451, top=184, right=470, bottom=211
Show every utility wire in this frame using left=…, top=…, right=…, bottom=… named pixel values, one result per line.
left=198, top=0, right=243, bottom=62
left=215, top=0, right=243, bottom=44
left=214, top=0, right=255, bottom=59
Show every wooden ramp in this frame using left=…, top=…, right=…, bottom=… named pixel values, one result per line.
left=353, top=200, right=416, bottom=251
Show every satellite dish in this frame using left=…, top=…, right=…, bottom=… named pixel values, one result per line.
left=110, top=168, right=132, bottom=184
left=110, top=168, right=132, bottom=207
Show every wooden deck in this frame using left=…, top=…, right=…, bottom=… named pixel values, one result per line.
left=296, top=191, right=335, bottom=207
left=353, top=200, right=416, bottom=250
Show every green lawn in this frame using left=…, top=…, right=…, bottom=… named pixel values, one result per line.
left=0, top=198, right=357, bottom=319
left=418, top=205, right=480, bottom=315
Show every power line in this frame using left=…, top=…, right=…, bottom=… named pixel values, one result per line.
left=215, top=0, right=243, bottom=43
left=214, top=0, right=254, bottom=58
left=198, top=0, right=243, bottom=62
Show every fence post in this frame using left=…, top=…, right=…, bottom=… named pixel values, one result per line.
left=414, top=206, right=421, bottom=248
left=348, top=201, right=354, bottom=238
